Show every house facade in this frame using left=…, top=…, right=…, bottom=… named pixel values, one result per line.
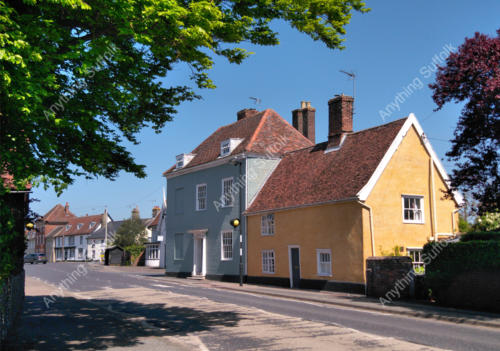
left=164, top=108, right=314, bottom=280
left=53, top=214, right=105, bottom=261
left=86, top=218, right=119, bottom=262
left=245, top=95, right=461, bottom=291
left=145, top=206, right=166, bottom=268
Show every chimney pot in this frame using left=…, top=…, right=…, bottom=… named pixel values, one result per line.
left=292, top=101, right=316, bottom=144
left=237, top=108, right=258, bottom=121
left=328, top=94, right=354, bottom=145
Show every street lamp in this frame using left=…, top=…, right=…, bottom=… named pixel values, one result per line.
left=230, top=218, right=243, bottom=286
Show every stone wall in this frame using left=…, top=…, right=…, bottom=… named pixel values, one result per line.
left=0, top=270, right=25, bottom=346
left=366, top=256, right=413, bottom=299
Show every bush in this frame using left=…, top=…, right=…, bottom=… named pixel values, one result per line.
left=423, top=240, right=500, bottom=294
left=124, top=244, right=144, bottom=264
left=460, top=231, right=500, bottom=242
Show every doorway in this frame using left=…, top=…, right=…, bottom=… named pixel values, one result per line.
left=289, top=246, right=301, bottom=288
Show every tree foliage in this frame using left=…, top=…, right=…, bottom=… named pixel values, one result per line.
left=430, top=29, right=500, bottom=214
left=113, top=211, right=147, bottom=247
left=0, top=0, right=367, bottom=277
left=0, top=0, right=368, bottom=193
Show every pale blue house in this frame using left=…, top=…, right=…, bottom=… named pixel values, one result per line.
left=163, top=105, right=315, bottom=280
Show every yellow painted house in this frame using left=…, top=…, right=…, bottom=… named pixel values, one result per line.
left=244, top=95, right=461, bottom=292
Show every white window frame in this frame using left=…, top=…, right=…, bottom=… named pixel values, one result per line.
left=220, top=231, right=233, bottom=261
left=402, top=195, right=425, bottom=224
left=316, top=249, right=332, bottom=277
left=221, top=177, right=234, bottom=207
left=407, top=247, right=424, bottom=270
left=262, top=250, right=275, bottom=274
left=68, top=236, right=75, bottom=246
left=196, top=183, right=207, bottom=211
left=77, top=223, right=83, bottom=230
left=220, top=140, right=231, bottom=157
left=79, top=236, right=83, bottom=245
left=261, top=214, right=275, bottom=236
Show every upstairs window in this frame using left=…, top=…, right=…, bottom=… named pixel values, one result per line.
left=79, top=236, right=83, bottom=245
left=89, top=221, right=96, bottom=229
left=77, top=223, right=83, bottom=230
left=402, top=195, right=424, bottom=223
left=261, top=214, right=275, bottom=236
left=175, top=153, right=195, bottom=169
left=222, top=177, right=234, bottom=207
left=220, top=138, right=243, bottom=157
left=65, top=224, right=72, bottom=231
left=196, top=184, right=207, bottom=211
left=220, top=140, right=231, bottom=157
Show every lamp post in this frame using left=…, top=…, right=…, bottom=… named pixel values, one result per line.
left=230, top=218, right=242, bottom=286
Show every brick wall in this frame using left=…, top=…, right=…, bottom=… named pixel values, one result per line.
left=366, top=256, right=413, bottom=299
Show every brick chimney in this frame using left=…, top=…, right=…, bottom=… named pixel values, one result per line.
left=64, top=202, right=69, bottom=215
left=152, top=206, right=161, bottom=218
left=292, top=101, right=315, bottom=144
left=328, top=94, right=354, bottom=146
left=237, top=108, right=258, bottom=121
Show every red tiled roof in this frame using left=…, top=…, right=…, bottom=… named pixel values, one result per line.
left=164, top=109, right=314, bottom=175
left=54, top=214, right=102, bottom=236
left=43, top=204, right=76, bottom=223
left=246, top=118, right=408, bottom=214
left=1, top=173, right=32, bottom=191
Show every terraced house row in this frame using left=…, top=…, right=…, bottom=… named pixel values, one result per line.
left=164, top=94, right=462, bottom=291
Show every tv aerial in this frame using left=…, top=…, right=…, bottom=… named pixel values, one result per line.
left=249, top=97, right=261, bottom=105
left=339, top=70, right=356, bottom=100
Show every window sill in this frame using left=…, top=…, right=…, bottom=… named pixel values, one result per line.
left=317, top=273, right=332, bottom=277
left=262, top=271, right=275, bottom=274
left=221, top=258, right=233, bottom=261
left=402, top=220, right=425, bottom=225
left=261, top=234, right=274, bottom=237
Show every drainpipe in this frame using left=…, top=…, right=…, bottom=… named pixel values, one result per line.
left=357, top=201, right=375, bottom=256
left=452, top=209, right=460, bottom=235
left=430, top=159, right=438, bottom=241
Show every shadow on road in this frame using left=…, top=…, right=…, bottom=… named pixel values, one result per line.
left=5, top=294, right=241, bottom=350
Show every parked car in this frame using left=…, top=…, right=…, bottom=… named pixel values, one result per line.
left=24, top=253, right=48, bottom=264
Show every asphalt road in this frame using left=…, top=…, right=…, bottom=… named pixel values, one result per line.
left=25, top=263, right=500, bottom=351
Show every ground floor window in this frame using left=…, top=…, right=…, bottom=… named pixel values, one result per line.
left=92, top=250, right=95, bottom=259
left=316, top=249, right=332, bottom=276
left=407, top=248, right=424, bottom=273
left=221, top=231, right=233, bottom=260
left=262, top=250, right=275, bottom=274
left=78, top=248, right=83, bottom=260
left=55, top=248, right=63, bottom=260
left=147, top=244, right=159, bottom=260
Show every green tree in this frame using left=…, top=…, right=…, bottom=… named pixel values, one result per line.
left=0, top=0, right=368, bottom=278
left=113, top=210, right=148, bottom=247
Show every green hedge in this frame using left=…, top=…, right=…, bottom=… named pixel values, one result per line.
left=423, top=240, right=500, bottom=290
left=460, top=231, right=500, bottom=242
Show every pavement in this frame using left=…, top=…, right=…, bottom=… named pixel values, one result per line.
left=4, top=277, right=191, bottom=351
left=101, top=265, right=500, bottom=330
left=10, top=275, right=446, bottom=351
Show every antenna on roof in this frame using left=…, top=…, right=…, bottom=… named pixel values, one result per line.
left=249, top=97, right=261, bottom=105
left=339, top=70, right=356, bottom=101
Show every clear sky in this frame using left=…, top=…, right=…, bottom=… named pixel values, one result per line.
left=31, top=0, right=500, bottom=220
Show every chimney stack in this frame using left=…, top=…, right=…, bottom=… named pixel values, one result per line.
left=328, top=94, right=353, bottom=145
left=64, top=202, right=69, bottom=215
left=237, top=108, right=258, bottom=121
left=152, top=206, right=161, bottom=218
left=292, top=101, right=316, bottom=144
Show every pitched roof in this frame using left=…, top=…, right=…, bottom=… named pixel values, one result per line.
left=87, top=220, right=124, bottom=240
left=163, top=109, right=314, bottom=175
left=42, top=204, right=76, bottom=223
left=246, top=118, right=408, bottom=214
left=55, top=214, right=102, bottom=236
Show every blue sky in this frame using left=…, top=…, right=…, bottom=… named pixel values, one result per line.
left=31, top=1, right=500, bottom=220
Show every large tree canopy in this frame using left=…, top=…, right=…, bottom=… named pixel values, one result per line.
left=430, top=29, right=499, bottom=214
left=0, top=0, right=368, bottom=192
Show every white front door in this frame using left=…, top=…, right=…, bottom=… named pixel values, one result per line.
left=192, top=234, right=206, bottom=276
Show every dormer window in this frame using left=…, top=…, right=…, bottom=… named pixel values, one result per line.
left=65, top=224, right=72, bottom=231
left=176, top=153, right=195, bottom=169
left=220, top=138, right=243, bottom=157
left=89, top=221, right=96, bottom=229
left=77, top=223, right=83, bottom=230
